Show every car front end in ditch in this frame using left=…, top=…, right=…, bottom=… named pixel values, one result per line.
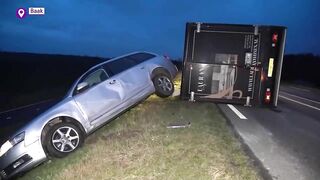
left=0, top=129, right=47, bottom=179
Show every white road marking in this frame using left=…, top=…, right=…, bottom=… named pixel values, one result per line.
left=279, top=95, right=320, bottom=111
left=281, top=91, right=320, bottom=105
left=227, top=104, right=247, bottom=119
left=289, top=86, right=310, bottom=92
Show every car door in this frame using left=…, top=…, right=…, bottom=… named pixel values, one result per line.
left=127, top=53, right=155, bottom=90
left=104, top=56, right=149, bottom=101
left=73, top=67, right=125, bottom=123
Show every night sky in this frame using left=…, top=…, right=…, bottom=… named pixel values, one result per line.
left=1, top=0, right=319, bottom=58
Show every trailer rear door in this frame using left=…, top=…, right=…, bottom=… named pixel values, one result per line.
left=180, top=23, right=286, bottom=106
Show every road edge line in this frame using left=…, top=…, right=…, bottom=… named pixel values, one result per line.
left=216, top=104, right=273, bottom=180
left=279, top=95, right=320, bottom=111
left=227, top=104, right=247, bottom=119
left=281, top=91, right=320, bottom=105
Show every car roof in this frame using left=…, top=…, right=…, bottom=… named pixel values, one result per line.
left=88, top=51, right=158, bottom=72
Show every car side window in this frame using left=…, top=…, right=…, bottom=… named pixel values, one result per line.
left=73, top=68, right=108, bottom=95
left=103, top=57, right=137, bottom=76
left=128, top=53, right=156, bottom=64
left=78, top=69, right=108, bottom=88
left=82, top=69, right=108, bottom=88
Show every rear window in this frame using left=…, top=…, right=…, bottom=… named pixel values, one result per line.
left=128, top=53, right=156, bottom=64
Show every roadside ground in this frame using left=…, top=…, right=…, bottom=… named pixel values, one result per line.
left=17, top=75, right=260, bottom=180
left=218, top=83, right=320, bottom=180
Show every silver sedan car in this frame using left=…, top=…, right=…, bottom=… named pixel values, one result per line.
left=0, top=52, right=178, bottom=179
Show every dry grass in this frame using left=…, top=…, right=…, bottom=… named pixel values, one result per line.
left=19, top=75, right=260, bottom=180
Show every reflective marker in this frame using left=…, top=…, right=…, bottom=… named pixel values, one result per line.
left=268, top=58, right=274, bottom=77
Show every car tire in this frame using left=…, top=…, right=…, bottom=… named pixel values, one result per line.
left=153, top=74, right=174, bottom=98
left=45, top=122, right=84, bottom=158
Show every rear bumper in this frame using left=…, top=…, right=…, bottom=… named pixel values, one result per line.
left=0, top=139, right=47, bottom=179
left=169, top=62, right=179, bottom=79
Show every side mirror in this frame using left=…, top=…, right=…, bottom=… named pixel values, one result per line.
left=76, top=82, right=89, bottom=93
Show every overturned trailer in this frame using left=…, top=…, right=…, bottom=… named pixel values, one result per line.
left=180, top=22, right=287, bottom=107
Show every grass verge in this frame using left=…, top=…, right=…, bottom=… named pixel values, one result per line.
left=19, top=76, right=260, bottom=180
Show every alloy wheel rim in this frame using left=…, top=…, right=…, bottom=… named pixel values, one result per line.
left=157, top=76, right=172, bottom=92
left=52, top=126, right=80, bottom=153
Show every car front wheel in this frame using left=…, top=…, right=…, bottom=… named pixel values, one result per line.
left=153, top=74, right=174, bottom=98
left=45, top=122, right=84, bottom=158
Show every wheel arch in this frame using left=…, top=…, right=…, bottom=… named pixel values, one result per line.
left=41, top=116, right=86, bottom=153
left=151, top=67, right=172, bottom=80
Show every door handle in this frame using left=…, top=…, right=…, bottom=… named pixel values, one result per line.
left=140, top=66, right=145, bottom=69
left=109, top=80, right=116, bottom=84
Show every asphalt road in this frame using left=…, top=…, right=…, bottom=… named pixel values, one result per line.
left=219, top=84, right=320, bottom=180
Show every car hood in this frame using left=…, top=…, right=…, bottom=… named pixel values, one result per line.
left=0, top=99, right=60, bottom=144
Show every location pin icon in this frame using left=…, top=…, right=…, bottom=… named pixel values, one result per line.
left=16, top=8, right=26, bottom=19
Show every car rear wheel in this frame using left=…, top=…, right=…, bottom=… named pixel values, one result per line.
left=45, top=122, right=84, bottom=158
left=153, top=74, right=174, bottom=98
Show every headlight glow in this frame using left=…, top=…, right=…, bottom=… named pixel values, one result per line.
left=0, top=140, right=13, bottom=157
left=0, top=132, right=25, bottom=157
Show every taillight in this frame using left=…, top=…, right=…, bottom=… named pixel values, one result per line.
left=272, top=33, right=278, bottom=43
left=265, top=88, right=271, bottom=103
left=272, top=33, right=278, bottom=47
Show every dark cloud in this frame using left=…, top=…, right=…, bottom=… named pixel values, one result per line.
left=0, top=0, right=319, bottom=58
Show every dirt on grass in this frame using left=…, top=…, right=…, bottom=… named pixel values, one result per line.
left=86, top=130, right=143, bottom=144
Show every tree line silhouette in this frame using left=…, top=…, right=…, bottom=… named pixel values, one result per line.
left=0, top=52, right=104, bottom=111
left=281, top=54, right=320, bottom=87
left=0, top=52, right=318, bottom=111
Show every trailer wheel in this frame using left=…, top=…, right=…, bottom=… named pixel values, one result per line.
left=153, top=74, right=174, bottom=98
